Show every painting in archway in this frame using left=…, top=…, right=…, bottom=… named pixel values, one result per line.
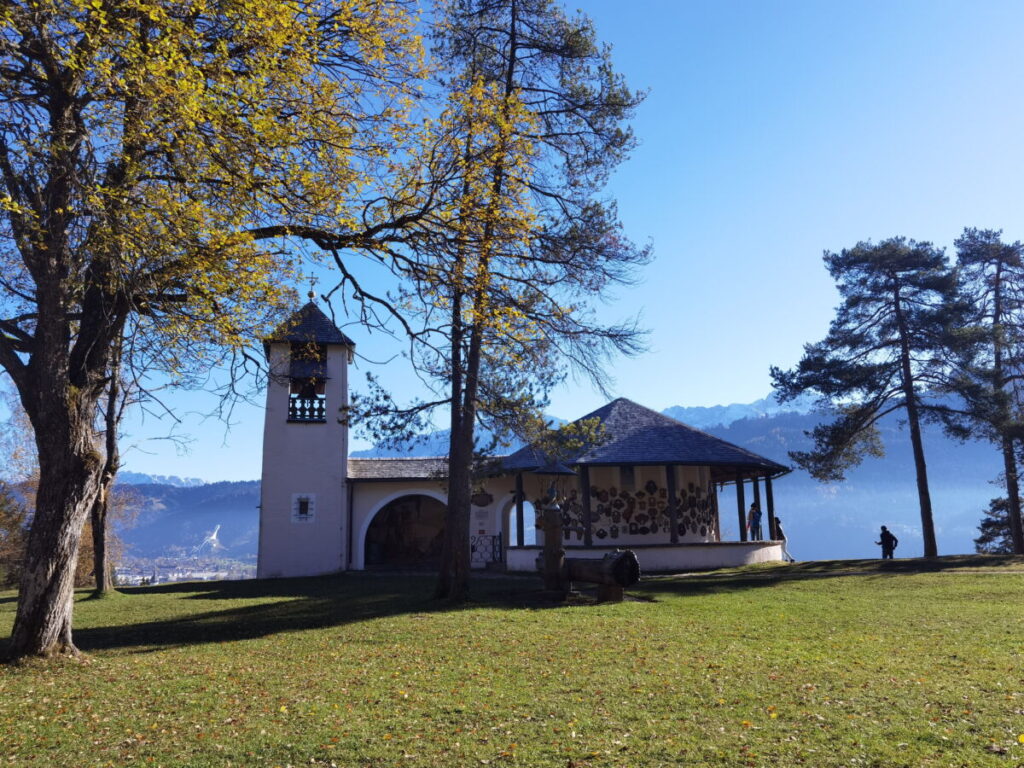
left=365, top=495, right=447, bottom=568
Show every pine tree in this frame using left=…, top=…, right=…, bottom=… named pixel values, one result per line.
left=771, top=238, right=959, bottom=557
left=974, top=497, right=1014, bottom=554
left=943, top=229, right=1024, bottom=553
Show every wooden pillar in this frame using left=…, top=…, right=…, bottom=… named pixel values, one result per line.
left=542, top=503, right=566, bottom=593
left=515, top=472, right=525, bottom=547
left=751, top=476, right=762, bottom=540
left=580, top=465, right=593, bottom=547
left=666, top=465, right=679, bottom=543
left=500, top=489, right=509, bottom=565
left=736, top=472, right=747, bottom=542
left=712, top=480, right=721, bottom=541
left=765, top=475, right=777, bottom=540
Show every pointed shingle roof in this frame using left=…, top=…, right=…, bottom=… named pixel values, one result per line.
left=265, top=302, right=356, bottom=349
left=503, top=398, right=789, bottom=478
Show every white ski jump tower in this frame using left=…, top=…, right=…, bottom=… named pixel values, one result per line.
left=257, top=299, right=355, bottom=578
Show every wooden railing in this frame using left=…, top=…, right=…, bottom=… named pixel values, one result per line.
left=288, top=396, right=326, bottom=423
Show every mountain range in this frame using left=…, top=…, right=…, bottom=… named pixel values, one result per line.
left=661, top=392, right=819, bottom=429
left=119, top=472, right=206, bottom=488
left=117, top=395, right=1002, bottom=563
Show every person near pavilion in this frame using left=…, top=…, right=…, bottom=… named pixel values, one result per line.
left=746, top=502, right=763, bottom=540
left=774, top=516, right=795, bottom=562
left=875, top=525, right=898, bottom=559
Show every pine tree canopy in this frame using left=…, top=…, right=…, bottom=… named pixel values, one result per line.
left=771, top=237, right=958, bottom=481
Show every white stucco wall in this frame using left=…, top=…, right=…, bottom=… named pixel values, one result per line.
left=505, top=541, right=784, bottom=573
left=257, top=342, right=350, bottom=578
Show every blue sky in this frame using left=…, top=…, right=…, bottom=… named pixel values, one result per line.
left=120, top=0, right=1024, bottom=481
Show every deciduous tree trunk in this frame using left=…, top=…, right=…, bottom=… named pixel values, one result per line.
left=10, top=423, right=103, bottom=658
left=436, top=316, right=481, bottom=602
left=90, top=491, right=111, bottom=594
left=91, top=369, right=121, bottom=594
left=439, top=438, right=473, bottom=602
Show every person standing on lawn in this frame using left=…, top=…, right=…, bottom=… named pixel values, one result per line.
left=876, top=526, right=898, bottom=559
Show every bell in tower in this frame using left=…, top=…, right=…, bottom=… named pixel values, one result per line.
left=287, top=341, right=328, bottom=422
left=257, top=298, right=355, bottom=578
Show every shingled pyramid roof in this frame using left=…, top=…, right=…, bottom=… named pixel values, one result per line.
left=503, top=397, right=789, bottom=478
left=266, top=302, right=356, bottom=348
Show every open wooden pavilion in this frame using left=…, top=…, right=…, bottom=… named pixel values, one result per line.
left=500, top=398, right=791, bottom=571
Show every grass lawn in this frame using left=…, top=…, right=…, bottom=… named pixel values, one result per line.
left=2, top=555, right=1024, bottom=767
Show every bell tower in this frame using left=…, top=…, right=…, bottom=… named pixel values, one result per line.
left=257, top=299, right=355, bottom=578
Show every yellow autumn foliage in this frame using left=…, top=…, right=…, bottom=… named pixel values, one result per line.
left=0, top=0, right=424, bottom=365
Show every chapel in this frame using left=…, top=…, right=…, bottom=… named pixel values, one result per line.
left=257, top=302, right=790, bottom=578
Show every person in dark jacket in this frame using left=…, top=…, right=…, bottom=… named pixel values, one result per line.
left=875, top=526, right=898, bottom=559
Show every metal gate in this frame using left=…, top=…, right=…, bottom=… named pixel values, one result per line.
left=470, top=534, right=502, bottom=566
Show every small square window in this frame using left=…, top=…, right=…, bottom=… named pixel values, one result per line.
left=291, top=494, right=316, bottom=523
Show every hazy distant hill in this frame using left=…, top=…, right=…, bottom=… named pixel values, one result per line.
left=350, top=429, right=456, bottom=458
left=119, top=481, right=259, bottom=559
left=702, top=411, right=1000, bottom=560
left=118, top=397, right=1002, bottom=564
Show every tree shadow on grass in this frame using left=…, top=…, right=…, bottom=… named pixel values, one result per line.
left=4, top=555, right=1021, bottom=659
left=0, top=572, right=564, bottom=659
left=636, top=553, right=1024, bottom=599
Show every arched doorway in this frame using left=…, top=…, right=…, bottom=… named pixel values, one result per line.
left=364, top=494, right=447, bottom=569
left=505, top=500, right=539, bottom=546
